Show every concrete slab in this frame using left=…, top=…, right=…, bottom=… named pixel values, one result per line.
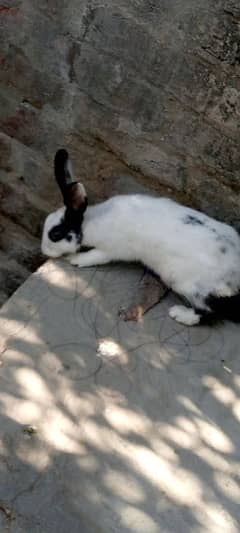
left=0, top=260, right=240, bottom=533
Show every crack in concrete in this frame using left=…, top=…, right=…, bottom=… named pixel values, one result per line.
left=11, top=470, right=43, bottom=506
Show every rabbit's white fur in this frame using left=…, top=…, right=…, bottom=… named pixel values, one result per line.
left=42, top=193, right=240, bottom=325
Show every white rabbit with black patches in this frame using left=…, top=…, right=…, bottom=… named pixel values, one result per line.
left=41, top=149, right=240, bottom=326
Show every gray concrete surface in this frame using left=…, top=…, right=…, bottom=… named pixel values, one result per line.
left=0, top=260, right=240, bottom=532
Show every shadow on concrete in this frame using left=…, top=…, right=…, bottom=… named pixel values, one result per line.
left=0, top=260, right=240, bottom=532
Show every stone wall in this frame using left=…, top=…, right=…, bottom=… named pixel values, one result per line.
left=0, top=0, right=240, bottom=303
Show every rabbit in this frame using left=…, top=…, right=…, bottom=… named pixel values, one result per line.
left=41, top=149, right=240, bottom=326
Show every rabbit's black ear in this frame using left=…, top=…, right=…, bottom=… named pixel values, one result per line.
left=54, top=149, right=74, bottom=197
left=66, top=182, right=88, bottom=212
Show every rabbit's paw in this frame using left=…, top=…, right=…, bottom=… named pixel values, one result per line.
left=169, top=305, right=200, bottom=326
left=65, top=253, right=80, bottom=266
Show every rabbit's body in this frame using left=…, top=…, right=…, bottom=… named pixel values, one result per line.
left=82, top=195, right=240, bottom=303
left=41, top=150, right=240, bottom=325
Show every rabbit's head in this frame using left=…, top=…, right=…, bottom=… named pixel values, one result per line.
left=41, top=149, right=88, bottom=258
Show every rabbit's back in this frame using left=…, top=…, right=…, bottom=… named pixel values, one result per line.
left=82, top=194, right=240, bottom=300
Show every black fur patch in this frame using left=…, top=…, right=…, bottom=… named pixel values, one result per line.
left=220, top=246, right=227, bottom=254
left=199, top=311, right=221, bottom=326
left=49, top=224, right=67, bottom=242
left=48, top=206, right=85, bottom=245
left=184, top=215, right=205, bottom=226
left=205, top=292, right=240, bottom=323
left=216, top=235, right=235, bottom=248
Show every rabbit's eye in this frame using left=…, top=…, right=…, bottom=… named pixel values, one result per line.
left=66, top=234, right=73, bottom=242
left=49, top=224, right=65, bottom=242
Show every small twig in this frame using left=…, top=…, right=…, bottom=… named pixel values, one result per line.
left=0, top=500, right=15, bottom=521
